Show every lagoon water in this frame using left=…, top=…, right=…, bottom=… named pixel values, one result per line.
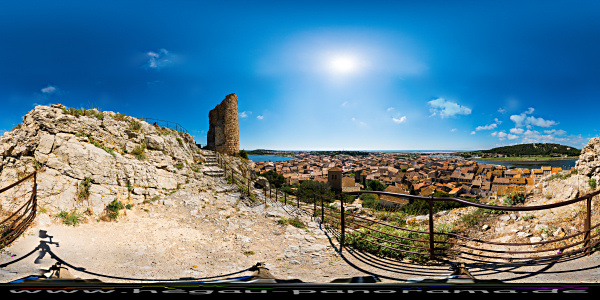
left=247, top=152, right=578, bottom=170
left=474, top=159, right=577, bottom=170
left=248, top=155, right=295, bottom=162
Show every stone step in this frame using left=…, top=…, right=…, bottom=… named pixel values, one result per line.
left=204, top=171, right=225, bottom=177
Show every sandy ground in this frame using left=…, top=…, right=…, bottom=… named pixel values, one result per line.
left=1, top=180, right=600, bottom=287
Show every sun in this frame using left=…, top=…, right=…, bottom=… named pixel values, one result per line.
left=329, top=55, right=358, bottom=74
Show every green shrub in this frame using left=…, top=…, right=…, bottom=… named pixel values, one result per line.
left=132, top=143, right=146, bottom=160
left=590, top=178, right=597, bottom=190
left=129, top=120, right=142, bottom=132
left=106, top=200, right=124, bottom=220
left=503, top=192, right=525, bottom=206
left=239, top=150, right=249, bottom=159
left=56, top=210, right=84, bottom=226
left=346, top=222, right=454, bottom=263
left=114, top=113, right=127, bottom=121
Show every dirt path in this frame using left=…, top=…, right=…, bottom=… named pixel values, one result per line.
left=1, top=179, right=600, bottom=285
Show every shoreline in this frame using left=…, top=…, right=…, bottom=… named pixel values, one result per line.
left=471, top=156, right=578, bottom=162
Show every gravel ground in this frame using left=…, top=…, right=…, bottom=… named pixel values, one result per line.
left=1, top=180, right=600, bottom=287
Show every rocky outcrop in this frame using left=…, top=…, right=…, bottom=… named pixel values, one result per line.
left=537, top=137, right=600, bottom=201
left=0, top=104, right=250, bottom=216
left=576, top=137, right=600, bottom=180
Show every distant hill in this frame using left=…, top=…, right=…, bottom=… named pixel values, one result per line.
left=481, top=143, right=580, bottom=157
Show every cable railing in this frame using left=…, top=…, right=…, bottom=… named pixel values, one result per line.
left=207, top=151, right=600, bottom=265
left=140, top=118, right=189, bottom=135
left=0, top=171, right=37, bottom=250
left=324, top=190, right=600, bottom=264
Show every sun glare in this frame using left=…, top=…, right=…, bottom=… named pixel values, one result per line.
left=329, top=55, right=358, bottom=74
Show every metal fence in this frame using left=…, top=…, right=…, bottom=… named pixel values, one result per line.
left=0, top=171, right=37, bottom=250
left=321, top=190, right=600, bottom=264
left=141, top=118, right=189, bottom=135
left=188, top=151, right=600, bottom=266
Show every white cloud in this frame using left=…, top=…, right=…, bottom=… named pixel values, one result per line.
left=387, top=107, right=395, bottom=112
left=239, top=111, right=251, bottom=118
left=476, top=123, right=497, bottom=131
left=510, top=128, right=524, bottom=135
left=498, top=108, right=506, bottom=114
left=471, top=131, right=476, bottom=135
left=392, top=116, right=406, bottom=124
left=508, top=134, right=519, bottom=140
left=544, top=129, right=566, bottom=135
left=510, top=107, right=557, bottom=128
left=257, top=115, right=264, bottom=120
left=450, top=128, right=457, bottom=132
left=341, top=101, right=348, bottom=107
left=428, top=98, right=471, bottom=118
left=41, top=85, right=57, bottom=94
left=527, top=116, right=558, bottom=127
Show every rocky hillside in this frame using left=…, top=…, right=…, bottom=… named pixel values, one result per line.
left=0, top=104, right=252, bottom=218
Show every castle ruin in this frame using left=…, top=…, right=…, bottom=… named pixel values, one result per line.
left=206, top=93, right=239, bottom=156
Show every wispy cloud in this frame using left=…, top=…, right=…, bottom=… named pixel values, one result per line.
left=257, top=115, right=264, bottom=120
left=145, top=48, right=175, bottom=70
left=428, top=98, right=471, bottom=118
left=239, top=111, right=251, bottom=119
left=476, top=123, right=497, bottom=131
left=41, top=85, right=58, bottom=94
left=352, top=117, right=368, bottom=127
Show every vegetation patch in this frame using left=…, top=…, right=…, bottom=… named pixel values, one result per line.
left=76, top=177, right=92, bottom=201
left=346, top=222, right=455, bottom=263
left=105, top=200, right=125, bottom=220
left=56, top=210, right=85, bottom=226
left=132, top=143, right=147, bottom=160
left=277, top=217, right=305, bottom=229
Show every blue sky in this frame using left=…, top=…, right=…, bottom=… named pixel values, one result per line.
left=1, top=0, right=599, bottom=151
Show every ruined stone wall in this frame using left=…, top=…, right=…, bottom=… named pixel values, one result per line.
left=207, top=94, right=239, bottom=156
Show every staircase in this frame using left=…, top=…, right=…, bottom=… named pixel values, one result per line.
left=203, top=152, right=224, bottom=177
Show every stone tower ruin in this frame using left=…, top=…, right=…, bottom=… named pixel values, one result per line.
left=206, top=93, right=239, bottom=156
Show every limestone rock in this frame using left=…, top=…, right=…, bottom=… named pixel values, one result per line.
left=0, top=104, right=256, bottom=217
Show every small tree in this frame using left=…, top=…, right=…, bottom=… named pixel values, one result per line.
left=239, top=149, right=249, bottom=160
left=260, top=170, right=285, bottom=189
left=367, top=180, right=387, bottom=191
left=296, top=180, right=331, bottom=202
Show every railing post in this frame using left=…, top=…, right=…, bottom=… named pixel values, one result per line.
left=584, top=194, right=592, bottom=255
left=428, top=196, right=435, bottom=261
left=321, top=196, right=324, bottom=223
left=340, top=193, right=345, bottom=251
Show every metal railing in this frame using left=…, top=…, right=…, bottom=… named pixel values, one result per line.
left=206, top=152, right=600, bottom=265
left=320, top=190, right=600, bottom=264
left=141, top=118, right=189, bottom=135
left=0, top=171, right=37, bottom=250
